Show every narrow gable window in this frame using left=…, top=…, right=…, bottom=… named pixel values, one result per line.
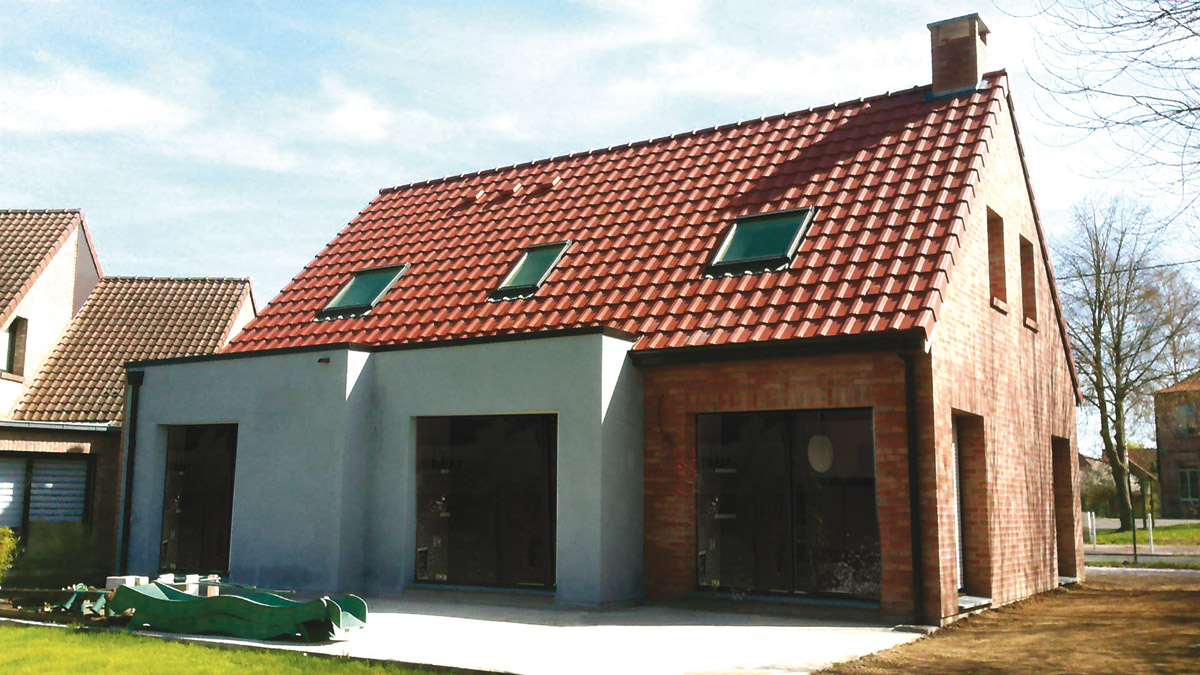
left=987, top=208, right=1007, bottom=309
left=1019, top=235, right=1037, bottom=325
left=492, top=242, right=569, bottom=300
left=708, top=208, right=814, bottom=275
left=320, top=264, right=409, bottom=318
left=2, top=317, right=26, bottom=376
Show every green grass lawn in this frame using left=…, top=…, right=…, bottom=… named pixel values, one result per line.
left=1095, top=522, right=1200, bottom=546
left=0, top=623, right=472, bottom=674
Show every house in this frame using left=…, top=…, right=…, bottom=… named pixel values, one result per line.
left=121, top=14, right=1080, bottom=625
left=0, top=209, right=255, bottom=580
left=1154, top=371, right=1200, bottom=517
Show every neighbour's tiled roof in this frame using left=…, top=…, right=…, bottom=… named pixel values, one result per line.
left=1158, top=371, right=1200, bottom=394
left=227, top=73, right=1012, bottom=354
left=0, top=210, right=82, bottom=325
left=13, top=277, right=252, bottom=424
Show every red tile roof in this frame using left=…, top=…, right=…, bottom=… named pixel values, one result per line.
left=227, top=73, right=1011, bottom=354
left=0, top=210, right=83, bottom=326
left=1158, top=371, right=1200, bottom=394
left=13, top=277, right=253, bottom=423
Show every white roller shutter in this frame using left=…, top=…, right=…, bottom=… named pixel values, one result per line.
left=28, top=459, right=88, bottom=523
left=0, top=457, right=26, bottom=528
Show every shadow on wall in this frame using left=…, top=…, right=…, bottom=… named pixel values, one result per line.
left=5, top=522, right=103, bottom=589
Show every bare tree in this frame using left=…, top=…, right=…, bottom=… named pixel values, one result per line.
left=1056, top=195, right=1200, bottom=530
left=1033, top=1, right=1200, bottom=186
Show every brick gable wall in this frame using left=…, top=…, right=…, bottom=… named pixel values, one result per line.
left=925, top=94, right=1080, bottom=618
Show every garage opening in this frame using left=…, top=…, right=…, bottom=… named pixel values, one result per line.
left=415, top=414, right=556, bottom=589
left=159, top=425, right=237, bottom=573
left=696, top=408, right=880, bottom=600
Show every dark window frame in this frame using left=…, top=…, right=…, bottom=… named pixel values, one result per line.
left=317, top=263, right=410, bottom=319
left=3, top=317, right=27, bottom=376
left=706, top=207, right=815, bottom=277
left=491, top=241, right=571, bottom=301
left=1181, top=469, right=1200, bottom=502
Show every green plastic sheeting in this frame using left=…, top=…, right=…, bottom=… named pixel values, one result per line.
left=108, top=582, right=367, bottom=643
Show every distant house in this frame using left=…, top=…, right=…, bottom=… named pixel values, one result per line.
left=123, top=14, right=1080, bottom=625
left=0, top=209, right=255, bottom=578
left=1155, top=372, right=1200, bottom=517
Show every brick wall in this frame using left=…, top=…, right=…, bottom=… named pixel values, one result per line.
left=927, top=90, right=1080, bottom=619
left=0, top=427, right=122, bottom=574
left=1155, top=391, right=1200, bottom=517
left=0, top=227, right=84, bottom=416
left=641, top=351, right=922, bottom=618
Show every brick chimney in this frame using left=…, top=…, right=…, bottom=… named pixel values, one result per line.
left=928, top=13, right=989, bottom=96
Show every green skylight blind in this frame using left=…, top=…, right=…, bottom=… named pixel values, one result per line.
left=322, top=264, right=408, bottom=315
left=493, top=242, right=569, bottom=299
left=710, top=208, right=814, bottom=274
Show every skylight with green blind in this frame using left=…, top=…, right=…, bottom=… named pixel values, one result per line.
left=320, top=264, right=409, bottom=317
left=709, top=208, right=814, bottom=275
left=492, top=242, right=569, bottom=300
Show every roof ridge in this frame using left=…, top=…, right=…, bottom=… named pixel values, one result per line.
left=376, top=79, right=989, bottom=197
left=0, top=208, right=82, bottom=215
left=99, top=275, right=252, bottom=283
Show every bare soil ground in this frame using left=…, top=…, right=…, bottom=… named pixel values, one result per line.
left=821, top=569, right=1200, bottom=674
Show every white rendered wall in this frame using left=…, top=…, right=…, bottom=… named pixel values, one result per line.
left=126, top=349, right=368, bottom=589
left=126, top=331, right=643, bottom=605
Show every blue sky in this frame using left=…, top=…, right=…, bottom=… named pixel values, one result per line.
left=0, top=0, right=1160, bottom=303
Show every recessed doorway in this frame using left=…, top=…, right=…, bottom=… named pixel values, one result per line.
left=159, top=424, right=238, bottom=573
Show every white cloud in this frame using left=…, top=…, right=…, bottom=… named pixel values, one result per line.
left=316, top=77, right=394, bottom=143
left=0, top=61, right=192, bottom=134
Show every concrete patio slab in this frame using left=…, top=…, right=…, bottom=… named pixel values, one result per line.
left=158, top=590, right=925, bottom=675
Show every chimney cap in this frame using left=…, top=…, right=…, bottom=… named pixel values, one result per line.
left=927, top=13, right=990, bottom=36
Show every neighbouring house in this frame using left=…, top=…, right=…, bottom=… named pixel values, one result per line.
left=1155, top=371, right=1200, bottom=517
left=122, top=14, right=1081, bottom=625
left=0, top=209, right=255, bottom=580
left=1079, top=449, right=1157, bottom=519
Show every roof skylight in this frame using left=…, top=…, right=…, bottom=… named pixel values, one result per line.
left=492, top=242, right=569, bottom=300
left=708, top=208, right=814, bottom=275
left=320, top=264, right=409, bottom=317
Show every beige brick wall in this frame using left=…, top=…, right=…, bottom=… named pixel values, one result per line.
left=927, top=91, right=1080, bottom=620
left=0, top=228, right=84, bottom=416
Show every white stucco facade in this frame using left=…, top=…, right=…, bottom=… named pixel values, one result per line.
left=124, top=330, right=644, bottom=605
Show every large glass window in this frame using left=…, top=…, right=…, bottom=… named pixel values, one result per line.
left=696, top=408, right=879, bottom=599
left=415, top=414, right=556, bottom=588
left=709, top=209, right=813, bottom=275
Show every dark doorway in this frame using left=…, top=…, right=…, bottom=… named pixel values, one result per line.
left=696, top=409, right=880, bottom=600
left=415, top=414, right=556, bottom=588
left=1051, top=436, right=1078, bottom=578
left=160, top=425, right=237, bottom=573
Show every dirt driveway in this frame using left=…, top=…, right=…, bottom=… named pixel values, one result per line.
left=821, top=568, right=1200, bottom=674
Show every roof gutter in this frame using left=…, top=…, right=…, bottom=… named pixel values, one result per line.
left=630, top=330, right=926, bottom=367
left=118, top=370, right=145, bottom=575
left=0, top=419, right=115, bottom=433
